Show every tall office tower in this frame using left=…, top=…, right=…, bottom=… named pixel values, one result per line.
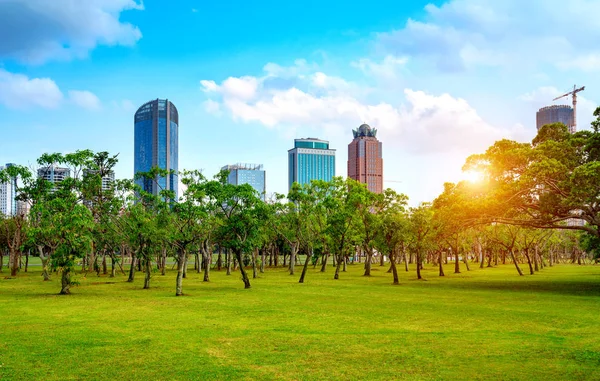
left=5, top=163, right=17, bottom=215
left=221, top=163, right=266, bottom=201
left=536, top=105, right=574, bottom=133
left=0, top=165, right=14, bottom=216
left=288, top=138, right=336, bottom=191
left=348, top=123, right=383, bottom=194
left=37, top=165, right=71, bottom=191
left=134, top=99, right=179, bottom=198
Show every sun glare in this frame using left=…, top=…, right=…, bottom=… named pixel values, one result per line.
left=462, top=170, right=484, bottom=183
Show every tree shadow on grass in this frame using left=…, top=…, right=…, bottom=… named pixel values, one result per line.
left=434, top=279, right=600, bottom=297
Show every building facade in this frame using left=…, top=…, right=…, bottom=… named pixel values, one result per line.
left=348, top=123, right=383, bottom=193
left=288, top=138, right=336, bottom=191
left=37, top=166, right=71, bottom=191
left=134, top=99, right=179, bottom=198
left=536, top=105, right=574, bottom=133
left=0, top=165, right=14, bottom=216
left=222, top=163, right=266, bottom=201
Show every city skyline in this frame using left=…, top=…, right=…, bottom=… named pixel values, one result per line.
left=1, top=0, right=599, bottom=205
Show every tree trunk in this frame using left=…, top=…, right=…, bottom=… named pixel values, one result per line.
left=217, top=246, right=223, bottom=271
left=183, top=254, right=188, bottom=279
left=320, top=253, right=329, bottom=272
left=438, top=250, right=445, bottom=276
left=60, top=268, right=71, bottom=295
left=454, top=248, right=460, bottom=274
left=260, top=248, right=265, bottom=273
left=203, top=249, right=210, bottom=282
left=24, top=250, right=29, bottom=272
left=299, top=249, right=311, bottom=283
left=226, top=249, right=232, bottom=275
left=380, top=252, right=385, bottom=266
left=128, top=255, right=136, bottom=282
left=235, top=250, right=251, bottom=289
left=161, top=248, right=167, bottom=275
left=334, top=254, right=343, bottom=279
left=533, top=246, right=540, bottom=272
left=509, top=249, right=524, bottom=276
left=38, top=246, right=51, bottom=281
left=523, top=249, right=534, bottom=275
left=463, top=251, right=471, bottom=271
left=252, top=249, right=258, bottom=279
left=10, top=248, right=18, bottom=276
left=416, top=252, right=422, bottom=280
left=364, top=248, right=372, bottom=276
left=196, top=251, right=201, bottom=273
left=143, top=257, right=151, bottom=289
left=391, top=252, right=399, bottom=285
left=289, top=244, right=297, bottom=275
left=176, top=250, right=186, bottom=296
left=404, top=250, right=409, bottom=272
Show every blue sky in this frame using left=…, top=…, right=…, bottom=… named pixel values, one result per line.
left=1, top=0, right=599, bottom=203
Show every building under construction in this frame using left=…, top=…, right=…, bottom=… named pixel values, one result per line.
left=536, top=105, right=574, bottom=132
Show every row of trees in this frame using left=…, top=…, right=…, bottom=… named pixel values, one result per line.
left=1, top=109, right=599, bottom=295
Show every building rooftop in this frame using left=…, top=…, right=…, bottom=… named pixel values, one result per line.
left=221, top=163, right=264, bottom=171
left=353, top=123, right=378, bottom=138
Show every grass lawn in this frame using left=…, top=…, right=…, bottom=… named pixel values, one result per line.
left=1, top=260, right=599, bottom=380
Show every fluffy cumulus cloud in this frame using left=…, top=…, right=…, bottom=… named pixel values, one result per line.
left=0, top=0, right=143, bottom=63
left=68, top=90, right=102, bottom=111
left=200, top=61, right=523, bottom=155
left=376, top=0, right=600, bottom=72
left=0, top=69, right=63, bottom=109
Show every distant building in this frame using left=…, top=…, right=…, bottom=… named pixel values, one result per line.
left=221, top=163, right=266, bottom=201
left=348, top=123, right=383, bottom=193
left=134, top=99, right=179, bottom=198
left=83, top=169, right=115, bottom=208
left=288, top=138, right=336, bottom=191
left=37, top=166, right=71, bottom=191
left=536, top=105, right=574, bottom=133
left=16, top=200, right=30, bottom=217
left=5, top=163, right=17, bottom=215
left=0, top=165, right=15, bottom=216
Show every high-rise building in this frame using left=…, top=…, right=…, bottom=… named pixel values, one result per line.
left=16, top=200, right=30, bottom=217
left=288, top=138, right=336, bottom=191
left=222, top=163, right=266, bottom=201
left=0, top=165, right=14, bottom=216
left=134, top=99, right=179, bottom=198
left=536, top=105, right=574, bottom=133
left=37, top=166, right=71, bottom=191
left=348, top=123, right=383, bottom=193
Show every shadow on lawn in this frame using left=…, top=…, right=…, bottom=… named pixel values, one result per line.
left=435, top=278, right=600, bottom=297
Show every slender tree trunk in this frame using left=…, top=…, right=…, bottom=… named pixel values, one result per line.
left=534, top=246, right=540, bottom=272
left=203, top=249, right=210, bottom=282
left=226, top=249, right=232, bottom=275
left=176, top=250, right=186, bottom=296
left=403, top=250, right=409, bottom=272
left=509, top=249, right=524, bottom=276
left=217, top=246, right=223, bottom=271
left=454, top=248, right=460, bottom=274
left=299, top=249, right=311, bottom=283
left=320, top=253, right=329, bottom=272
left=143, top=256, right=151, bottom=289
left=183, top=254, right=188, bottom=279
left=416, top=252, right=422, bottom=280
left=10, top=248, right=18, bottom=276
left=235, top=249, right=251, bottom=288
left=289, top=245, right=297, bottom=275
left=196, top=251, right=201, bottom=273
left=24, top=250, right=29, bottom=272
left=161, top=248, right=167, bottom=275
left=343, top=255, right=347, bottom=272
left=438, top=250, right=445, bottom=276
left=252, top=249, right=258, bottom=279
left=128, top=255, right=136, bottom=282
left=524, top=249, right=534, bottom=275
left=364, top=248, right=372, bottom=276
left=38, top=246, right=51, bottom=281
left=391, top=252, right=399, bottom=285
left=334, top=254, right=343, bottom=279
left=60, top=268, right=71, bottom=295
left=260, top=248, right=265, bottom=273
left=463, top=251, right=470, bottom=271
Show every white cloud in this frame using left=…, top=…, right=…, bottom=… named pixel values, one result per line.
left=0, top=0, right=144, bottom=63
left=203, top=99, right=222, bottom=116
left=0, top=69, right=63, bottom=109
left=376, top=0, right=600, bottom=72
left=201, top=65, right=523, bottom=154
left=351, top=55, right=408, bottom=81
left=69, top=90, right=101, bottom=111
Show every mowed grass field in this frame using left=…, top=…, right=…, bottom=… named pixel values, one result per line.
left=1, top=260, right=599, bottom=381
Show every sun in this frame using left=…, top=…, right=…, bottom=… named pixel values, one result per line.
left=462, top=170, right=484, bottom=183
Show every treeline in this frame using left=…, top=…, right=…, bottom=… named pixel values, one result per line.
left=1, top=109, right=599, bottom=295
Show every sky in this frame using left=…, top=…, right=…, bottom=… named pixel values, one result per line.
left=1, top=0, right=599, bottom=204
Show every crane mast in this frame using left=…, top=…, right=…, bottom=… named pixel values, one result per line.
left=553, top=85, right=585, bottom=133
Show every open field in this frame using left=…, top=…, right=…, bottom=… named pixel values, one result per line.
left=1, top=262, right=599, bottom=380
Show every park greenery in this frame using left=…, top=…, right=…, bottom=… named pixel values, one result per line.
left=1, top=109, right=600, bottom=296
left=0, top=109, right=599, bottom=380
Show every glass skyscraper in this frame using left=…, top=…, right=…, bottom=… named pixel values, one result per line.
left=288, top=138, right=336, bottom=191
left=222, top=163, right=266, bottom=201
left=134, top=99, right=179, bottom=198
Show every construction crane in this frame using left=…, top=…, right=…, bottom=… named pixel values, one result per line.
left=553, top=85, right=585, bottom=133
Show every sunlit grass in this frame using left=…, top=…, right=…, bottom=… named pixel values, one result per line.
left=1, top=260, right=599, bottom=380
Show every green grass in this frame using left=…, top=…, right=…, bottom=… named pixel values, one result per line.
left=1, top=260, right=599, bottom=381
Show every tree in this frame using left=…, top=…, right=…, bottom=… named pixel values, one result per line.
left=375, top=189, right=409, bottom=284
left=407, top=203, right=435, bottom=280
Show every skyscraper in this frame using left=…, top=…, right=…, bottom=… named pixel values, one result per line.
left=37, top=165, right=71, bottom=192
left=288, top=138, right=336, bottom=191
left=0, top=165, right=14, bottom=216
left=348, top=123, right=383, bottom=193
left=2, top=163, right=17, bottom=215
left=536, top=105, right=574, bottom=133
left=222, top=163, right=266, bottom=201
left=134, top=99, right=179, bottom=198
